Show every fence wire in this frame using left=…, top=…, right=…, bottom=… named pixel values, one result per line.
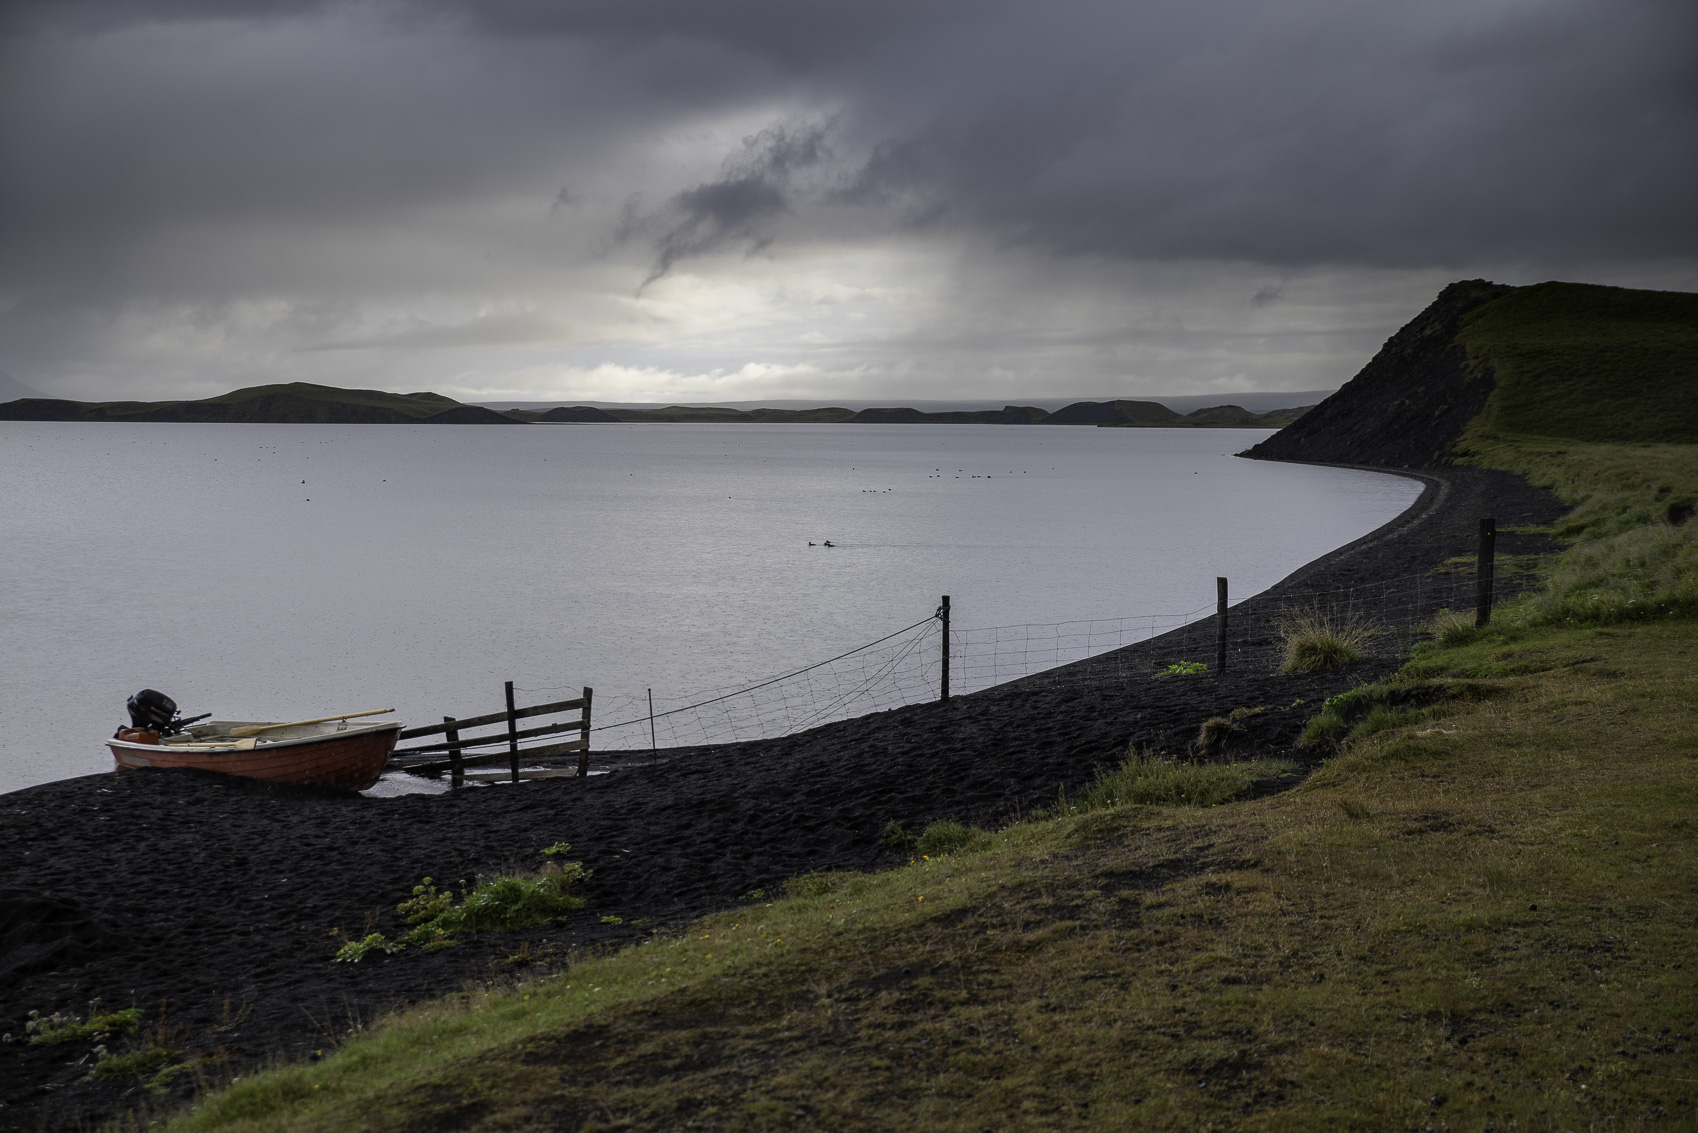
left=575, top=558, right=1544, bottom=756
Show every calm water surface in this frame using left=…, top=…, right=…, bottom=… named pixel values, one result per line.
left=0, top=422, right=1420, bottom=793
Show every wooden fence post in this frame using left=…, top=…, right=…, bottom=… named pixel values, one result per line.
left=1216, top=577, right=1229, bottom=675
left=1475, top=517, right=1497, bottom=628
left=505, top=680, right=520, bottom=784
left=647, top=688, right=657, bottom=754
left=939, top=595, right=951, bottom=703
left=445, top=716, right=462, bottom=789
left=578, top=687, right=593, bottom=778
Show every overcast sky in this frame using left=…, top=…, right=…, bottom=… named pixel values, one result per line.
left=2, top=0, right=1694, bottom=404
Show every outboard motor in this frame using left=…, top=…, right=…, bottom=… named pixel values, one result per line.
left=127, top=688, right=180, bottom=734
left=122, top=689, right=210, bottom=739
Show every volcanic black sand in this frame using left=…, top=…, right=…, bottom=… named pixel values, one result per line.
left=0, top=465, right=1565, bottom=1131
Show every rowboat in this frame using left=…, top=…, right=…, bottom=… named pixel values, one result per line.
left=107, top=718, right=403, bottom=791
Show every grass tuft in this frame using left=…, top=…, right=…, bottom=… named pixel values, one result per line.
left=1277, top=606, right=1373, bottom=672
left=1062, top=746, right=1295, bottom=812
left=1190, top=706, right=1264, bottom=759
left=913, top=820, right=990, bottom=857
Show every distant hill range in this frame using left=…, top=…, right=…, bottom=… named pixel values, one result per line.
left=515, top=401, right=1312, bottom=427
left=1247, top=280, right=1698, bottom=467
left=0, top=382, right=1313, bottom=429
left=0, top=383, right=518, bottom=424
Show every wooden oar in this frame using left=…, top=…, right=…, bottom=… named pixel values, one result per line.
left=228, top=709, right=395, bottom=737
left=160, top=738, right=258, bottom=751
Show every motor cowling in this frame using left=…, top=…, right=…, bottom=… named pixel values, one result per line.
left=126, top=688, right=181, bottom=735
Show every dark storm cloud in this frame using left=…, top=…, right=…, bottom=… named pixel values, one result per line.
left=5, top=0, right=1693, bottom=277
left=465, top=0, right=1698, bottom=276
left=620, top=123, right=832, bottom=285
left=1, top=0, right=1694, bottom=397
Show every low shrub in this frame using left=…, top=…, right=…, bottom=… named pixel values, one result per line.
left=1277, top=606, right=1374, bottom=672
left=879, top=819, right=917, bottom=852
left=913, top=820, right=989, bottom=857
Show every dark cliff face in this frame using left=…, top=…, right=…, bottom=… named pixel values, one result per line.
left=1246, top=279, right=1517, bottom=467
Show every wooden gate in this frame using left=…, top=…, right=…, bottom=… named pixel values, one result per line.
left=388, top=683, right=591, bottom=785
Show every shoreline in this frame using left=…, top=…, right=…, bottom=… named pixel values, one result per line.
left=0, top=464, right=1565, bottom=1129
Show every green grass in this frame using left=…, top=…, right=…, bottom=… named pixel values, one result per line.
left=1459, top=281, right=1698, bottom=445
left=1057, top=747, right=1297, bottom=811
left=1456, top=435, right=1698, bottom=628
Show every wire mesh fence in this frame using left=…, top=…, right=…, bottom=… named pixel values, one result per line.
left=576, top=557, right=1544, bottom=755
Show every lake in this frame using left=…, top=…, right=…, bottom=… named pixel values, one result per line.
left=0, top=422, right=1420, bottom=794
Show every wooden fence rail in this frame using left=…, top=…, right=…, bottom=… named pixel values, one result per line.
left=388, top=683, right=592, bottom=785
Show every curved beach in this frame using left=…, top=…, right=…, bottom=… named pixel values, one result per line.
left=0, top=465, right=1564, bottom=1129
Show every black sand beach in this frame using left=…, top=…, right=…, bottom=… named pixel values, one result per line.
left=0, top=466, right=1565, bottom=1130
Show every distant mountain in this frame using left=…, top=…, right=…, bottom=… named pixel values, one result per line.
left=535, top=406, right=621, bottom=422
left=481, top=391, right=1337, bottom=414
left=522, top=399, right=1307, bottom=428
left=1246, top=280, right=1698, bottom=466
left=0, top=382, right=519, bottom=424
left=847, top=405, right=1049, bottom=424
left=1046, top=399, right=1182, bottom=425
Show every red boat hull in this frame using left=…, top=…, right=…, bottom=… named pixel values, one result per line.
left=108, top=724, right=400, bottom=791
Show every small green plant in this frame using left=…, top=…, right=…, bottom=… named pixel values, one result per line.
left=740, top=888, right=767, bottom=901
left=600, top=915, right=624, bottom=925
left=1160, top=661, right=1208, bottom=676
left=333, top=933, right=406, bottom=964
left=89, top=1043, right=175, bottom=1083
left=332, top=853, right=591, bottom=962
left=1277, top=606, right=1373, bottom=672
left=398, top=878, right=454, bottom=926
left=879, top=819, right=917, bottom=851
left=913, top=820, right=989, bottom=857
left=540, top=842, right=575, bottom=856
left=4, top=1001, right=141, bottom=1047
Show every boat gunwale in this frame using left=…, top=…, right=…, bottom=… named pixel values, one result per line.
left=107, top=720, right=404, bottom=755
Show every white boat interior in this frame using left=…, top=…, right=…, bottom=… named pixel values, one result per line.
left=167, top=719, right=403, bottom=745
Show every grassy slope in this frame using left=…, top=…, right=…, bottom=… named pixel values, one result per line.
left=1459, top=282, right=1698, bottom=445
